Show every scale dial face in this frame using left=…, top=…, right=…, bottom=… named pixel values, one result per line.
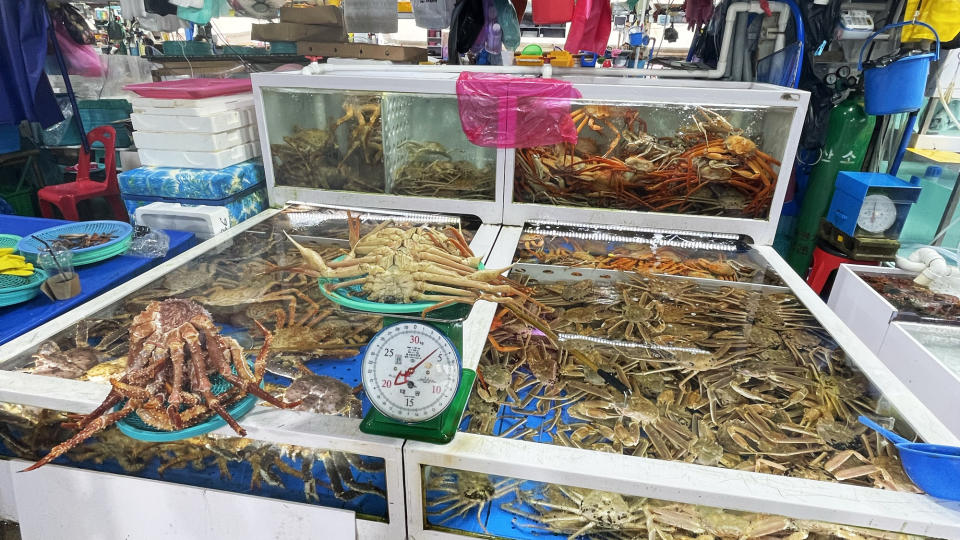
left=857, top=193, right=898, bottom=234
left=362, top=321, right=460, bottom=424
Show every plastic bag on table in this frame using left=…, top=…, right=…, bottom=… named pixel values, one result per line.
left=53, top=21, right=107, bottom=78
left=127, top=226, right=170, bottom=258
left=456, top=72, right=582, bottom=148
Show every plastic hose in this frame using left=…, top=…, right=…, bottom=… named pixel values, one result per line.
left=896, top=247, right=960, bottom=286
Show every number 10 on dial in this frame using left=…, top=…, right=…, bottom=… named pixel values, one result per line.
left=362, top=322, right=461, bottom=424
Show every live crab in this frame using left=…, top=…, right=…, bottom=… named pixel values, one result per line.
left=23, top=299, right=301, bottom=472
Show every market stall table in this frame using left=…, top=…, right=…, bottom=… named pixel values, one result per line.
left=0, top=215, right=195, bottom=345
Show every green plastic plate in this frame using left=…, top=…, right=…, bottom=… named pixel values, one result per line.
left=115, top=360, right=261, bottom=442
left=0, top=269, right=48, bottom=307
left=0, top=234, right=21, bottom=251
left=318, top=256, right=485, bottom=314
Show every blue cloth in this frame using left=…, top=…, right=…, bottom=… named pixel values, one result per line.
left=0, top=198, right=14, bottom=215
left=0, top=0, right=63, bottom=127
left=0, top=215, right=196, bottom=345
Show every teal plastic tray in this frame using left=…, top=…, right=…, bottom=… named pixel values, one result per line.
left=0, top=268, right=48, bottom=307
left=18, top=220, right=133, bottom=266
left=318, top=256, right=485, bottom=314
left=0, top=234, right=21, bottom=251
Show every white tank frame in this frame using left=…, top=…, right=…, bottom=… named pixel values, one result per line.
left=0, top=205, right=502, bottom=540
left=251, top=71, right=507, bottom=224
left=403, top=233, right=960, bottom=540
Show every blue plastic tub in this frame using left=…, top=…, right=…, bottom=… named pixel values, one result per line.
left=860, top=21, right=939, bottom=115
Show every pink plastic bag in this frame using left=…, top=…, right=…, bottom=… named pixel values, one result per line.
left=53, top=21, right=106, bottom=78
left=456, top=72, right=582, bottom=148
left=563, top=0, right=612, bottom=55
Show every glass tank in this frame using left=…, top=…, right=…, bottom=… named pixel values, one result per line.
left=512, top=101, right=796, bottom=220
left=461, top=255, right=926, bottom=496
left=901, top=323, right=960, bottom=377
left=514, top=221, right=784, bottom=285
left=0, top=402, right=388, bottom=520
left=261, top=88, right=497, bottom=200
left=0, top=204, right=481, bottom=518
left=421, top=465, right=929, bottom=539
left=859, top=271, right=960, bottom=323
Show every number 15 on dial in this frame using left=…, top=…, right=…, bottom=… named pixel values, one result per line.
left=362, top=322, right=461, bottom=424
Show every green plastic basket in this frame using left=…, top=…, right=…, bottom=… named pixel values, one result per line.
left=0, top=234, right=21, bottom=251
left=318, top=256, right=485, bottom=314
left=116, top=360, right=261, bottom=442
left=0, top=268, right=48, bottom=307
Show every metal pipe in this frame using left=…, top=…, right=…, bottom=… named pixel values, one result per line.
left=889, top=110, right=919, bottom=175
left=44, top=4, right=89, bottom=155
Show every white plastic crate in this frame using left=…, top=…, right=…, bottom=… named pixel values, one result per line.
left=132, top=125, right=259, bottom=152
left=131, top=93, right=254, bottom=116
left=137, top=141, right=261, bottom=168
left=131, top=107, right=257, bottom=134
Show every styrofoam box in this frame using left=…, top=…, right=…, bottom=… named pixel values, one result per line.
left=137, top=141, right=261, bottom=169
left=131, top=107, right=256, bottom=134
left=132, top=94, right=254, bottom=116
left=827, top=264, right=915, bottom=354
left=134, top=202, right=230, bottom=239
left=133, top=125, right=259, bottom=152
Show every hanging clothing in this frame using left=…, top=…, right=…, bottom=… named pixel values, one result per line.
left=145, top=0, right=178, bottom=16
left=0, top=0, right=62, bottom=128
left=902, top=0, right=960, bottom=43
left=563, top=0, right=612, bottom=54
left=683, top=0, right=714, bottom=31
left=138, top=13, right=185, bottom=32
left=50, top=3, right=97, bottom=45
left=119, top=0, right=147, bottom=20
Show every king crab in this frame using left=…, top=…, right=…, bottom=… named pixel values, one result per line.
left=23, top=299, right=301, bottom=472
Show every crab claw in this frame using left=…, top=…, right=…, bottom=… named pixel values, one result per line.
left=284, top=231, right=330, bottom=273
left=467, top=266, right=512, bottom=282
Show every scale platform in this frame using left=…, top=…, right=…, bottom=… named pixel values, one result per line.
left=819, top=220, right=900, bottom=261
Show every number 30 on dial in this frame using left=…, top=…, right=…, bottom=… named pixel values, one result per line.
left=362, top=322, right=461, bottom=423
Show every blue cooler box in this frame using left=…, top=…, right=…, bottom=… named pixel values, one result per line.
left=118, top=160, right=268, bottom=226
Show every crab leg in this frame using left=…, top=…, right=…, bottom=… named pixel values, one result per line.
left=23, top=397, right=146, bottom=471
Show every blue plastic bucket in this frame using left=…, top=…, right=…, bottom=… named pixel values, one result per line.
left=859, top=21, right=939, bottom=115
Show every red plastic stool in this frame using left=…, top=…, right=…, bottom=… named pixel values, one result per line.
left=806, top=242, right=878, bottom=295
left=37, top=126, right=127, bottom=222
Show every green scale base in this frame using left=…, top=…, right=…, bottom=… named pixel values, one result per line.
left=359, top=309, right=474, bottom=444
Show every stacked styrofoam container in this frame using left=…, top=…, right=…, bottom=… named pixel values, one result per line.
left=130, top=92, right=261, bottom=168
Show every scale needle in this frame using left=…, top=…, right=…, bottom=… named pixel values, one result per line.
left=394, top=348, right=439, bottom=386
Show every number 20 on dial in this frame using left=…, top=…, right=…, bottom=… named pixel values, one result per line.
left=362, top=322, right=460, bottom=423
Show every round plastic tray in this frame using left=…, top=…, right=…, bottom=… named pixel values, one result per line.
left=0, top=234, right=22, bottom=251
left=0, top=268, right=48, bottom=307
left=116, top=363, right=261, bottom=442
left=17, top=221, right=133, bottom=266
left=318, top=256, right=485, bottom=314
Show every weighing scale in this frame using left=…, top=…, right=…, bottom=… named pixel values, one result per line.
left=820, top=171, right=921, bottom=261
left=318, top=272, right=476, bottom=444
left=357, top=306, right=475, bottom=444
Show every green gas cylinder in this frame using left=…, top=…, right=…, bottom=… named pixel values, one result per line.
left=786, top=95, right=875, bottom=275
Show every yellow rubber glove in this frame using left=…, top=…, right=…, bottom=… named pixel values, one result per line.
left=0, top=253, right=35, bottom=277
left=0, top=248, right=14, bottom=256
